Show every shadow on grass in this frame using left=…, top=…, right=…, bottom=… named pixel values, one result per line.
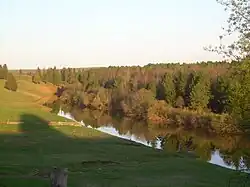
left=0, top=114, right=161, bottom=187
left=0, top=114, right=249, bottom=187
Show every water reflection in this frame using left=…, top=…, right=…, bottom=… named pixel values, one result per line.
left=58, top=109, right=250, bottom=173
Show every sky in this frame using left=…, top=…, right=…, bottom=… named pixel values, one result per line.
left=0, top=0, right=230, bottom=69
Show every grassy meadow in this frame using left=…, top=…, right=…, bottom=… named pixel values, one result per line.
left=0, top=121, right=243, bottom=187
left=0, top=74, right=248, bottom=187
left=0, top=75, right=64, bottom=122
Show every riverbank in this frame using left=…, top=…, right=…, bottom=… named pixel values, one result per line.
left=0, top=120, right=245, bottom=187
left=58, top=109, right=250, bottom=173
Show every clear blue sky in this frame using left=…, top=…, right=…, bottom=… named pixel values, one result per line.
left=0, top=0, right=229, bottom=69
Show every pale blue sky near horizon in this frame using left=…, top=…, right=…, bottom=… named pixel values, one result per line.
left=0, top=0, right=230, bottom=69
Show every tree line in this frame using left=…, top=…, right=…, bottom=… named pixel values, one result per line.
left=0, top=64, right=17, bottom=91
left=30, top=60, right=248, bottom=134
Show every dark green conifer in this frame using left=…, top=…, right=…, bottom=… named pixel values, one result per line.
left=4, top=72, right=18, bottom=91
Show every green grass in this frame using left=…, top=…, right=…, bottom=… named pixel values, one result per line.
left=0, top=116, right=245, bottom=187
left=0, top=79, right=64, bottom=122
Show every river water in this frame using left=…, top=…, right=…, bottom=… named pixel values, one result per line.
left=58, top=109, right=250, bottom=173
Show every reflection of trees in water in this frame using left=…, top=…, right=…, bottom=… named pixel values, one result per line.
left=194, top=142, right=213, bottom=161
left=61, top=106, right=250, bottom=170
left=161, top=131, right=250, bottom=169
left=220, top=150, right=250, bottom=171
left=163, top=134, right=180, bottom=153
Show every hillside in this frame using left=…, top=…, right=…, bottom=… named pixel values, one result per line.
left=0, top=75, right=64, bottom=122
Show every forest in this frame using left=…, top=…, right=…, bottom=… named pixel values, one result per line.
left=26, top=59, right=249, bottom=134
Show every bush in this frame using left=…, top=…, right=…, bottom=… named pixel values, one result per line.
left=147, top=100, right=169, bottom=125
left=121, top=88, right=155, bottom=120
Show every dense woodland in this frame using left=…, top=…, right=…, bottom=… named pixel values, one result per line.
left=25, top=59, right=248, bottom=134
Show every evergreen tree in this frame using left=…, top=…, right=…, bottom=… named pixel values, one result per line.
left=46, top=68, right=54, bottom=83
left=146, top=81, right=157, bottom=97
left=61, top=68, right=66, bottom=82
left=210, top=76, right=230, bottom=113
left=64, top=68, right=69, bottom=82
left=174, top=71, right=187, bottom=97
left=190, top=74, right=211, bottom=111
left=5, top=73, right=18, bottom=91
left=162, top=73, right=176, bottom=106
left=53, top=67, right=61, bottom=85
left=42, top=68, right=47, bottom=83
left=32, top=71, right=41, bottom=84
left=3, top=64, right=8, bottom=79
left=37, top=67, right=42, bottom=78
left=0, top=65, right=4, bottom=79
left=184, top=72, right=199, bottom=107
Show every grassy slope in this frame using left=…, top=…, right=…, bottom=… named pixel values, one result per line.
left=0, top=75, right=64, bottom=122
left=0, top=122, right=240, bottom=187
left=0, top=75, right=246, bottom=187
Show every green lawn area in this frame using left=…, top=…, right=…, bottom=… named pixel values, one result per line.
left=0, top=115, right=244, bottom=187
left=0, top=79, right=64, bottom=122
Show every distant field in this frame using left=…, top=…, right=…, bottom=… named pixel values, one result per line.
left=0, top=75, right=65, bottom=122
left=0, top=122, right=240, bottom=187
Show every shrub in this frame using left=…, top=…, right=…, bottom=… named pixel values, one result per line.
left=121, top=88, right=155, bottom=120
left=147, top=100, right=169, bottom=125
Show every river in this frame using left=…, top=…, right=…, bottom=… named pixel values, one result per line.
left=58, top=109, right=250, bottom=173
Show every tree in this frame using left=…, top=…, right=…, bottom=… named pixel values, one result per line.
left=61, top=68, right=68, bottom=82
left=19, top=69, right=23, bottom=75
left=42, top=68, right=47, bottom=83
left=37, top=67, right=42, bottom=78
left=190, top=74, right=211, bottom=111
left=0, top=65, right=4, bottom=79
left=184, top=72, right=198, bottom=107
left=162, top=73, right=176, bottom=106
left=53, top=67, right=61, bottom=85
left=146, top=81, right=157, bottom=97
left=210, top=76, right=230, bottom=113
left=5, top=73, right=18, bottom=91
left=46, top=68, right=54, bottom=84
left=121, top=88, right=155, bottom=120
left=206, top=1, right=250, bottom=128
left=228, top=59, right=250, bottom=128
left=206, top=0, right=250, bottom=60
left=67, top=68, right=75, bottom=84
left=32, top=71, right=42, bottom=84
left=3, top=64, right=8, bottom=79
left=174, top=71, right=187, bottom=97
